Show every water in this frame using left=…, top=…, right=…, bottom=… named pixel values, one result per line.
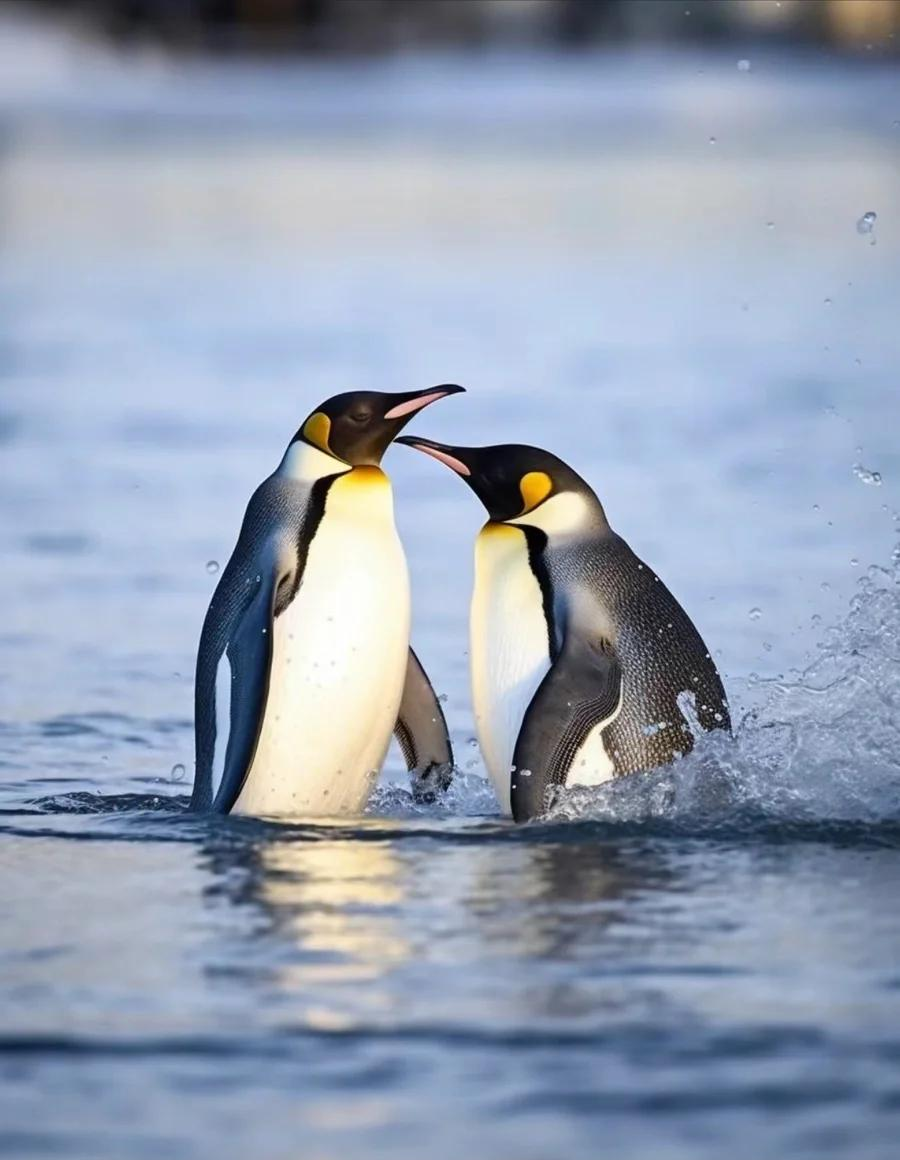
left=2, top=17, right=900, bottom=1160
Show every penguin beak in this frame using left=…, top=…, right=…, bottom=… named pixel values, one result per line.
left=395, top=435, right=474, bottom=477
left=349, top=385, right=463, bottom=467
left=396, top=437, right=530, bottom=525
left=383, top=384, right=465, bottom=425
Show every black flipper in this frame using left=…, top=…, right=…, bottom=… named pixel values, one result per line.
left=192, top=602, right=222, bottom=811
left=210, top=565, right=282, bottom=815
left=394, top=647, right=454, bottom=802
left=510, top=633, right=622, bottom=822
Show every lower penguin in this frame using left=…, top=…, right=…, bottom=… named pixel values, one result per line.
left=191, top=385, right=464, bottom=816
left=397, top=437, right=731, bottom=821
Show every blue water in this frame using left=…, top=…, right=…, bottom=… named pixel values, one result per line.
left=2, top=14, right=900, bottom=1159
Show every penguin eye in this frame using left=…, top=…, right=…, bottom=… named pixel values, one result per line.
left=349, top=409, right=372, bottom=425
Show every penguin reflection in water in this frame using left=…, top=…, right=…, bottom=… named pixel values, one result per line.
left=192, top=386, right=464, bottom=816
left=397, top=437, right=731, bottom=821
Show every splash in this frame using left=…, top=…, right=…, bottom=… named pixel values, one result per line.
left=547, top=549, right=900, bottom=835
left=368, top=770, right=497, bottom=819
left=378, top=551, right=900, bottom=837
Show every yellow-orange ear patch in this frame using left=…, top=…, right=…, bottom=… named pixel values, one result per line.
left=302, top=411, right=332, bottom=455
left=519, top=471, right=552, bottom=514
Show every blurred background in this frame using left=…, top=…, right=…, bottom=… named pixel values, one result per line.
left=22, top=0, right=900, bottom=53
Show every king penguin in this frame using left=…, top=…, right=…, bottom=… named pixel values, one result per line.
left=192, top=385, right=464, bottom=816
left=396, top=437, right=731, bottom=822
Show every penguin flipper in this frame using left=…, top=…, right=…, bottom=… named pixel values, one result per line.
left=394, top=647, right=454, bottom=802
left=210, top=563, right=283, bottom=815
left=192, top=602, right=222, bottom=811
left=511, top=633, right=622, bottom=822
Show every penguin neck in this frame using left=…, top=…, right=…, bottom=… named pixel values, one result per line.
left=277, top=440, right=352, bottom=484
left=508, top=490, right=607, bottom=541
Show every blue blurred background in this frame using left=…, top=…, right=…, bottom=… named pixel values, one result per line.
left=2, top=3, right=900, bottom=1159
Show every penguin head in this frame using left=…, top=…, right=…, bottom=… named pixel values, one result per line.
left=396, top=438, right=606, bottom=534
left=294, top=385, right=465, bottom=468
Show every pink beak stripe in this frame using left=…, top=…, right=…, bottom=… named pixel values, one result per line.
left=384, top=391, right=450, bottom=421
left=411, top=444, right=471, bottom=477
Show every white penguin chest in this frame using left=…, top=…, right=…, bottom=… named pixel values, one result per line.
left=234, top=469, right=410, bottom=816
left=470, top=524, right=552, bottom=815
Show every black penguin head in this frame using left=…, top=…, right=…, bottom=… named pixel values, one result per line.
left=294, top=385, right=465, bottom=467
left=396, top=438, right=606, bottom=530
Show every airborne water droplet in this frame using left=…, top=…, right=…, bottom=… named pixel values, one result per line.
left=438, top=693, right=448, bottom=703
left=856, top=211, right=877, bottom=235
left=171, top=763, right=186, bottom=782
left=206, top=560, right=219, bottom=574
left=737, top=59, right=751, bottom=72
left=708, top=136, right=717, bottom=145
left=853, top=464, right=882, bottom=486
left=748, top=607, right=762, bottom=620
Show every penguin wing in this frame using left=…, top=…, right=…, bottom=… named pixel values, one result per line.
left=192, top=521, right=298, bottom=816
left=192, top=472, right=313, bottom=813
left=394, top=648, right=454, bottom=801
left=209, top=556, right=285, bottom=814
left=510, top=631, right=622, bottom=822
left=193, top=575, right=245, bottom=814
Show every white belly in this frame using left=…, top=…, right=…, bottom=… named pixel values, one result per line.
left=234, top=470, right=410, bottom=817
left=470, top=524, right=551, bottom=815
left=470, top=524, right=619, bottom=812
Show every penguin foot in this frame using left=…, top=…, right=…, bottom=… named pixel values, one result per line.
left=410, top=761, right=454, bottom=804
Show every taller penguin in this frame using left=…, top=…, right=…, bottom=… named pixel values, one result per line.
left=192, top=386, right=464, bottom=816
left=397, top=437, right=730, bottom=822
